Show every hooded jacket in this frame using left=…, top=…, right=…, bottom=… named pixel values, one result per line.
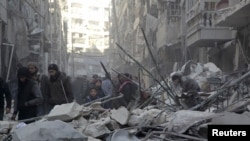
left=47, top=72, right=73, bottom=105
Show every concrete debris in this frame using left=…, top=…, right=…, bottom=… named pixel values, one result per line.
left=128, top=114, right=142, bottom=126
left=1, top=62, right=250, bottom=141
left=11, top=120, right=87, bottom=141
left=70, top=117, right=88, bottom=130
left=47, top=102, right=83, bottom=121
left=84, top=118, right=111, bottom=137
left=106, top=120, right=120, bottom=130
left=82, top=106, right=93, bottom=116
left=212, top=112, right=250, bottom=125
left=0, top=121, right=17, bottom=134
left=167, top=110, right=222, bottom=133
left=110, top=106, right=130, bottom=125
left=88, top=136, right=102, bottom=141
left=108, top=129, right=141, bottom=141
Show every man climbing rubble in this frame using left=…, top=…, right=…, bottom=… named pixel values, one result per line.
left=171, top=72, right=202, bottom=109
left=115, top=73, right=138, bottom=110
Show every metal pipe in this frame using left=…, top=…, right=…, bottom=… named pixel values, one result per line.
left=2, top=43, right=15, bottom=82
left=116, top=43, right=179, bottom=105
left=140, top=28, right=176, bottom=103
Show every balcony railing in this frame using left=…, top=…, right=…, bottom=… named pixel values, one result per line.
left=215, top=0, right=250, bottom=26
left=187, top=11, right=220, bottom=33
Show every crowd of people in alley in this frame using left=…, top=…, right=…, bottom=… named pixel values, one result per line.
left=0, top=62, right=203, bottom=123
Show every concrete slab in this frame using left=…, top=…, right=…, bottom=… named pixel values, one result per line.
left=88, top=136, right=102, bottom=141
left=212, top=112, right=250, bottom=125
left=110, top=107, right=130, bottom=125
left=0, top=121, right=17, bottom=134
left=84, top=118, right=111, bottom=137
left=47, top=102, right=82, bottom=121
left=167, top=110, right=221, bottom=133
left=11, top=120, right=87, bottom=141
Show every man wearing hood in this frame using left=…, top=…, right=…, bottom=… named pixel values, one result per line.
left=47, top=64, right=73, bottom=111
left=12, top=67, right=43, bottom=121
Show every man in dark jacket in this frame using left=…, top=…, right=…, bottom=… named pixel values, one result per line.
left=117, top=73, right=138, bottom=110
left=0, top=77, right=12, bottom=120
left=27, top=62, right=49, bottom=115
left=12, top=67, right=43, bottom=121
left=171, top=72, right=201, bottom=109
left=171, top=72, right=200, bottom=93
left=47, top=64, right=73, bottom=111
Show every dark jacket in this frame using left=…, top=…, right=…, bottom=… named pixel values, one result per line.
left=181, top=77, right=201, bottom=93
left=14, top=79, right=43, bottom=120
left=85, top=95, right=102, bottom=103
left=0, top=78, right=11, bottom=109
left=32, top=74, right=49, bottom=115
left=47, top=72, right=73, bottom=105
left=118, top=81, right=138, bottom=108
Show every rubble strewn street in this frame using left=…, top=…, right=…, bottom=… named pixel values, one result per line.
left=0, top=61, right=250, bottom=141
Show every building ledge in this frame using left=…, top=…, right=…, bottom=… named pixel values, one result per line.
left=215, top=0, right=250, bottom=28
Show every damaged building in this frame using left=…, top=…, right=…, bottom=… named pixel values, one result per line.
left=109, top=0, right=250, bottom=88
left=0, top=0, right=68, bottom=84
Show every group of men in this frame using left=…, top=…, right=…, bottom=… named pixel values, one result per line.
left=0, top=63, right=73, bottom=122
left=0, top=61, right=202, bottom=122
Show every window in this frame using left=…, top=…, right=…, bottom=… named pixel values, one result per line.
left=89, top=21, right=99, bottom=26
left=204, top=2, right=216, bottom=11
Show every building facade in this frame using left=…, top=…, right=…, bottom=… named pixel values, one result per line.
left=109, top=0, right=250, bottom=87
left=0, top=0, right=67, bottom=80
left=66, top=0, right=110, bottom=77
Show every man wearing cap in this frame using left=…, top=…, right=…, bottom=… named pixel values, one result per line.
left=11, top=67, right=43, bottom=121
left=47, top=64, right=73, bottom=111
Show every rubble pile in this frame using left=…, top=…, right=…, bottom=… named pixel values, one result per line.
left=1, top=61, right=250, bottom=140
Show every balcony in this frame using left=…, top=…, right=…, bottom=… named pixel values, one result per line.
left=215, top=0, right=250, bottom=28
left=186, top=11, right=234, bottom=48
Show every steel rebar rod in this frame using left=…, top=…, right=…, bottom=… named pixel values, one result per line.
left=116, top=43, right=179, bottom=104
left=140, top=28, right=176, bottom=103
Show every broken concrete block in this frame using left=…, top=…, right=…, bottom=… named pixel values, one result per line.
left=88, top=136, right=101, bottom=141
left=130, top=108, right=143, bottom=115
left=204, top=62, right=222, bottom=75
left=82, top=106, right=92, bottom=116
left=84, top=117, right=111, bottom=137
left=140, top=109, right=169, bottom=125
left=128, top=115, right=142, bottom=126
left=212, top=112, right=250, bottom=125
left=109, top=129, right=140, bottom=141
left=110, top=106, right=130, bottom=125
left=70, top=117, right=88, bottom=130
left=167, top=110, right=222, bottom=133
left=106, top=120, right=120, bottom=130
left=11, top=120, right=88, bottom=141
left=0, top=121, right=17, bottom=134
left=84, top=121, right=110, bottom=137
left=47, top=102, right=82, bottom=121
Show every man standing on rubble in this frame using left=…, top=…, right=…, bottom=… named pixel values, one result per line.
left=12, top=67, right=43, bottom=121
left=27, top=62, right=49, bottom=115
left=47, top=64, right=74, bottom=112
